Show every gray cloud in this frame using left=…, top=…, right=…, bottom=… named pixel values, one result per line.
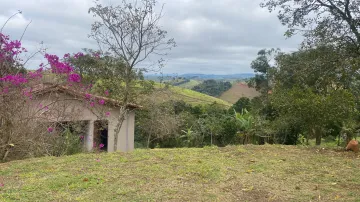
left=0, top=0, right=303, bottom=74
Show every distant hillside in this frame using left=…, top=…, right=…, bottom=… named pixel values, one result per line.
left=177, top=79, right=202, bottom=89
left=181, top=73, right=255, bottom=80
left=144, top=73, right=255, bottom=81
left=219, top=82, right=260, bottom=104
left=140, top=83, right=232, bottom=107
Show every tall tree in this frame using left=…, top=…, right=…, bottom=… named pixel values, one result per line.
left=248, top=48, right=280, bottom=94
left=89, top=0, right=176, bottom=151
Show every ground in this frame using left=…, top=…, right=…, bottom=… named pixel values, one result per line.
left=1, top=145, right=359, bottom=201
left=220, top=82, right=260, bottom=104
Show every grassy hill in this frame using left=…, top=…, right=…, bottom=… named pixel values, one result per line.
left=177, top=79, right=202, bottom=89
left=220, top=82, right=260, bottom=104
left=147, top=83, right=232, bottom=107
left=1, top=145, right=359, bottom=201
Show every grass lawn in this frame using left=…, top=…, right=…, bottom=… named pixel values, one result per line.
left=1, top=145, right=360, bottom=201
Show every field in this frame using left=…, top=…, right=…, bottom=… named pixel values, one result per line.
left=1, top=145, right=360, bottom=201
left=177, top=79, right=202, bottom=89
left=220, top=82, right=260, bottom=104
left=148, top=83, right=232, bottom=107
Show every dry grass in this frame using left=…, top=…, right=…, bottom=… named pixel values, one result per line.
left=1, top=145, right=360, bottom=201
left=220, top=82, right=260, bottom=103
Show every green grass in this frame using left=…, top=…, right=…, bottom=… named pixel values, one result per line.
left=149, top=83, right=232, bottom=107
left=1, top=145, right=360, bottom=201
left=177, top=79, right=202, bottom=89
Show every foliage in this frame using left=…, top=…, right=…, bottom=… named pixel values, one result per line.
left=191, top=79, right=232, bottom=97
left=231, top=97, right=251, bottom=113
left=271, top=87, right=356, bottom=145
left=248, top=48, right=280, bottom=94
left=261, top=0, right=360, bottom=54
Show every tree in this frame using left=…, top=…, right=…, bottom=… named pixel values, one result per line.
left=274, top=45, right=359, bottom=93
left=89, top=0, right=176, bottom=151
left=271, top=87, right=355, bottom=145
left=231, top=97, right=252, bottom=113
left=248, top=48, right=280, bottom=94
left=260, top=0, right=360, bottom=54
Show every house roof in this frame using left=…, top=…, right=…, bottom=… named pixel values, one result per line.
left=31, top=83, right=141, bottom=109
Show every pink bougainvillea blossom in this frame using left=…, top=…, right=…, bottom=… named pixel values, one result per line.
left=85, top=93, right=91, bottom=99
left=90, top=102, right=95, bottom=107
left=98, top=99, right=105, bottom=105
left=105, top=112, right=111, bottom=117
left=104, top=90, right=109, bottom=96
left=0, top=74, right=28, bottom=85
left=68, top=73, right=81, bottom=83
left=99, top=143, right=105, bottom=149
left=45, top=53, right=73, bottom=74
left=74, top=52, right=84, bottom=59
left=47, top=127, right=54, bottom=133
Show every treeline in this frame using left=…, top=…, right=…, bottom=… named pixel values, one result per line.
left=191, top=79, right=232, bottom=97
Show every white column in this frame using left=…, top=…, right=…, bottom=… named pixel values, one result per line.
left=85, top=120, right=94, bottom=151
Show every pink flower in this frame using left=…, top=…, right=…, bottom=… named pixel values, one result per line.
left=90, top=102, right=95, bottom=107
left=98, top=99, right=105, bottom=105
left=80, top=135, right=84, bottom=140
left=105, top=112, right=111, bottom=117
left=47, top=127, right=54, bottom=133
left=0, top=183, right=4, bottom=187
left=85, top=93, right=91, bottom=99
left=68, top=73, right=81, bottom=83
left=38, top=104, right=43, bottom=108
left=99, top=143, right=105, bottom=149
left=104, top=90, right=109, bottom=96
left=44, top=106, right=49, bottom=110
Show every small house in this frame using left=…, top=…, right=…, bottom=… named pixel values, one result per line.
left=30, top=83, right=140, bottom=152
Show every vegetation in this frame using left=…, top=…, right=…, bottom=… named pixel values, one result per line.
left=1, top=145, right=360, bottom=201
left=192, top=79, right=232, bottom=97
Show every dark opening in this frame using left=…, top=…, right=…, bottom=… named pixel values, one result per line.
left=94, top=120, right=108, bottom=151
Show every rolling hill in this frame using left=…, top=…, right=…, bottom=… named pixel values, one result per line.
left=147, top=84, right=232, bottom=107
left=219, top=82, right=260, bottom=104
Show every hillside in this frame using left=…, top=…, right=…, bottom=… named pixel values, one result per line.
left=149, top=84, right=232, bottom=107
left=177, top=79, right=202, bottom=89
left=220, top=82, right=260, bottom=104
left=1, top=145, right=359, bottom=201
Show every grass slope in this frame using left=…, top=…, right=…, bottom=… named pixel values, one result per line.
left=150, top=83, right=232, bottom=107
left=220, top=82, right=260, bottom=104
left=177, top=79, right=202, bottom=89
left=1, top=145, right=360, bottom=201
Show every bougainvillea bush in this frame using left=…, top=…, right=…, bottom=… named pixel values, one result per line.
left=0, top=31, right=109, bottom=162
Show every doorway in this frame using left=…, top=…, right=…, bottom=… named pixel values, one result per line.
left=94, top=120, right=108, bottom=151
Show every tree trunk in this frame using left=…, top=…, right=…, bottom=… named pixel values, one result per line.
left=113, top=106, right=127, bottom=152
left=315, top=128, right=322, bottom=146
left=147, top=133, right=151, bottom=148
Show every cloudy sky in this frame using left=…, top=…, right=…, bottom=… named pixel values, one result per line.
left=0, top=0, right=302, bottom=74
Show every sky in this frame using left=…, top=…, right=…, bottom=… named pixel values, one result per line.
left=0, top=0, right=303, bottom=75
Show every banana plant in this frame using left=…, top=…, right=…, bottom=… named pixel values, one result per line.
left=234, top=108, right=257, bottom=144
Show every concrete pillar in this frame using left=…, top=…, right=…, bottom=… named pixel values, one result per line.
left=85, top=120, right=94, bottom=151
left=107, top=111, right=135, bottom=152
